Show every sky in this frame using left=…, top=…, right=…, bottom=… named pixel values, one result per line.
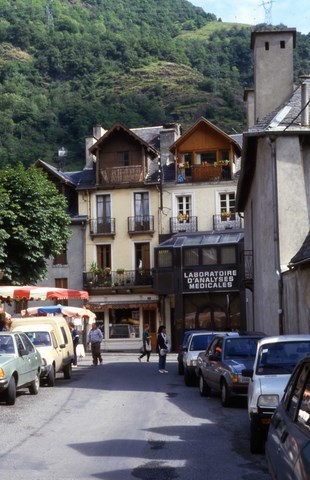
left=190, top=0, right=310, bottom=35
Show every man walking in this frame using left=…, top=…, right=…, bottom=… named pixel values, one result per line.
left=88, top=322, right=103, bottom=365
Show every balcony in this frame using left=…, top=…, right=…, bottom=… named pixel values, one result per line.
left=90, top=218, right=116, bottom=236
left=100, top=165, right=143, bottom=184
left=83, top=269, right=153, bottom=291
left=128, top=216, right=154, bottom=234
left=177, top=163, right=231, bottom=183
left=213, top=213, right=243, bottom=231
left=170, top=216, right=198, bottom=233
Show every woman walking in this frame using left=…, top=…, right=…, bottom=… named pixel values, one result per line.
left=157, top=325, right=169, bottom=374
left=138, top=324, right=152, bottom=362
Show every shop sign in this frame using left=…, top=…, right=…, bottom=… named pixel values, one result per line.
left=183, top=267, right=238, bottom=291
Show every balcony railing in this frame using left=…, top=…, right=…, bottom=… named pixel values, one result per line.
left=100, top=165, right=143, bottom=184
left=83, top=269, right=153, bottom=289
left=90, top=218, right=116, bottom=235
left=170, top=216, right=198, bottom=233
left=128, top=216, right=154, bottom=234
left=177, top=163, right=231, bottom=183
left=213, top=213, right=243, bottom=230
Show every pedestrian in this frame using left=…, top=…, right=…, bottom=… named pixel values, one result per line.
left=69, top=322, right=79, bottom=367
left=88, top=322, right=103, bottom=365
left=138, top=323, right=152, bottom=362
left=157, top=325, right=169, bottom=374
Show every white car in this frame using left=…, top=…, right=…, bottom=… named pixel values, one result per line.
left=243, top=334, right=310, bottom=454
left=182, top=331, right=216, bottom=386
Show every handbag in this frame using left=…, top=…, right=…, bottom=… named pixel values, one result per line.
left=145, top=343, right=152, bottom=352
left=160, top=348, right=167, bottom=356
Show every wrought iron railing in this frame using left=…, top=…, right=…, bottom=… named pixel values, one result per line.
left=170, top=216, right=198, bottom=233
left=90, top=218, right=116, bottom=235
left=128, top=216, right=154, bottom=234
left=213, top=213, right=243, bottom=230
left=83, top=269, right=153, bottom=289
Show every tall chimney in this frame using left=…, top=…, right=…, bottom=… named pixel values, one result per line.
left=251, top=29, right=296, bottom=123
left=300, top=75, right=310, bottom=126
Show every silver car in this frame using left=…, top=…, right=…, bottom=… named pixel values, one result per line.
left=243, top=334, right=310, bottom=454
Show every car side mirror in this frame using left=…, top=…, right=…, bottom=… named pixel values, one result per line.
left=59, top=343, right=66, bottom=349
left=242, top=368, right=253, bottom=379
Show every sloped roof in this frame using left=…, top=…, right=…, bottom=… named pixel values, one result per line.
left=289, top=231, right=310, bottom=266
left=170, top=116, right=242, bottom=156
left=89, top=123, right=158, bottom=157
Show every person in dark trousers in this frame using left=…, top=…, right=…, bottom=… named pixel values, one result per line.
left=88, top=322, right=103, bottom=365
left=69, top=322, right=79, bottom=367
left=157, top=325, right=169, bottom=374
left=138, top=324, right=151, bottom=362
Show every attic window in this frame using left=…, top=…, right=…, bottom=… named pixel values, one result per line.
left=280, top=40, right=285, bottom=49
left=265, top=42, right=269, bottom=51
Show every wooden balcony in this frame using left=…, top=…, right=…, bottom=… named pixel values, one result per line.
left=177, top=163, right=231, bottom=183
left=100, top=165, right=143, bottom=184
left=128, top=216, right=154, bottom=234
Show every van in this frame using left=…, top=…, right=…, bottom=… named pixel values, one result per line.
left=11, top=316, right=74, bottom=387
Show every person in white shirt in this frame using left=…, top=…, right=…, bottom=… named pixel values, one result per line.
left=88, top=322, right=103, bottom=365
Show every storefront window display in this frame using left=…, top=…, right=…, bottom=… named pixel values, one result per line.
left=108, top=308, right=140, bottom=338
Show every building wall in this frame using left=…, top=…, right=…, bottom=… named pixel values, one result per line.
left=283, top=268, right=310, bottom=334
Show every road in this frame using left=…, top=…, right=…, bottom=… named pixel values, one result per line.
left=0, top=352, right=270, bottom=480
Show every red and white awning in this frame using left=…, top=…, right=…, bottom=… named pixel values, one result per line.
left=0, top=286, right=89, bottom=302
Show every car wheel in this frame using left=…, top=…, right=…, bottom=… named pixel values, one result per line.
left=63, top=362, right=72, bottom=379
left=178, top=362, right=184, bottom=375
left=6, top=376, right=16, bottom=405
left=221, top=380, right=231, bottom=407
left=29, top=372, right=40, bottom=395
left=199, top=375, right=211, bottom=397
left=47, top=366, right=55, bottom=387
left=184, top=368, right=193, bottom=386
left=250, top=422, right=265, bottom=454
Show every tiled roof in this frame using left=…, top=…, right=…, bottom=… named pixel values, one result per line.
left=249, top=79, right=310, bottom=133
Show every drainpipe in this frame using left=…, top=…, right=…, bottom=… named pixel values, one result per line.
left=268, top=136, right=284, bottom=334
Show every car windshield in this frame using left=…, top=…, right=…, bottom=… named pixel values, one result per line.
left=190, top=335, right=213, bottom=351
left=25, top=331, right=52, bottom=347
left=256, top=341, right=310, bottom=375
left=0, top=335, right=14, bottom=354
left=224, top=337, right=259, bottom=359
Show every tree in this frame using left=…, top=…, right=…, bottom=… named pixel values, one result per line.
left=0, top=163, right=71, bottom=284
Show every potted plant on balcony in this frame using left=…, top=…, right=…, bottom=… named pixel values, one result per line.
left=221, top=211, right=232, bottom=220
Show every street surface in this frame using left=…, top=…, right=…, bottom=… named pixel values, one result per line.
left=0, top=352, right=270, bottom=480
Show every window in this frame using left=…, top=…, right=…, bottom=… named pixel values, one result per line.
left=202, top=247, right=217, bottom=265
left=158, top=249, right=173, bottom=267
left=181, top=153, right=192, bottom=166
left=219, top=192, right=236, bottom=219
left=97, top=195, right=111, bottom=233
left=184, top=248, right=199, bottom=266
left=55, top=278, right=68, bottom=305
left=134, top=192, right=150, bottom=229
left=265, top=42, right=269, bottom=50
left=53, top=249, right=67, bottom=265
left=135, top=243, right=150, bottom=271
left=280, top=40, right=285, bottom=49
left=221, top=246, right=236, bottom=264
left=60, top=326, right=69, bottom=345
left=221, top=150, right=230, bottom=161
left=117, top=151, right=129, bottom=166
left=197, top=151, right=216, bottom=165
left=177, top=195, right=192, bottom=223
left=96, top=244, right=111, bottom=270
left=109, top=308, right=140, bottom=338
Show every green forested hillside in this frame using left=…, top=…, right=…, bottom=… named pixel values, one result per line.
left=0, top=0, right=309, bottom=169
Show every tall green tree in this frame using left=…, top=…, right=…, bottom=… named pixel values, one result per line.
left=0, top=163, right=71, bottom=284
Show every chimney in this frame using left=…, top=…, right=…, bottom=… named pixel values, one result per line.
left=251, top=29, right=296, bottom=123
left=93, top=125, right=106, bottom=140
left=243, top=88, right=255, bottom=129
left=300, top=75, right=310, bottom=126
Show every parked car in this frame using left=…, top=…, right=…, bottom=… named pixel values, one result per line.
left=12, top=316, right=75, bottom=385
left=182, top=331, right=217, bottom=386
left=196, top=332, right=264, bottom=406
left=266, top=354, right=310, bottom=479
left=242, top=334, right=310, bottom=454
left=0, top=331, right=41, bottom=405
left=177, top=330, right=203, bottom=375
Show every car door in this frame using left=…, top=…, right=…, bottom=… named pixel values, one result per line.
left=268, top=362, right=310, bottom=479
left=51, top=330, right=64, bottom=372
left=19, top=333, right=40, bottom=382
left=13, top=333, right=32, bottom=386
left=204, top=337, right=224, bottom=390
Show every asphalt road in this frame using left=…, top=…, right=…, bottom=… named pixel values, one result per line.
left=0, top=352, right=271, bottom=480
